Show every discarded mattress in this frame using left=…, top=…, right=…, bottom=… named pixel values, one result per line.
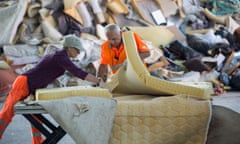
left=35, top=86, right=112, bottom=100
left=0, top=0, right=28, bottom=46
left=125, top=26, right=175, bottom=47
left=107, top=32, right=213, bottom=100
left=109, top=94, right=212, bottom=144
left=131, top=0, right=160, bottom=25
left=38, top=96, right=117, bottom=144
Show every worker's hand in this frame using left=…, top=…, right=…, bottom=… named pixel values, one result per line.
left=92, top=78, right=108, bottom=89
left=98, top=78, right=109, bottom=89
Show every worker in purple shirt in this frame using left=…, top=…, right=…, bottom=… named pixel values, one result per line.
left=0, top=35, right=104, bottom=144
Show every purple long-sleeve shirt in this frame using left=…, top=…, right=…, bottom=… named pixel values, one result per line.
left=22, top=49, right=88, bottom=94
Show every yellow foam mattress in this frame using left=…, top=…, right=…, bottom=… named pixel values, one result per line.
left=125, top=26, right=175, bottom=47
left=35, top=86, right=112, bottom=100
left=109, top=94, right=212, bottom=144
left=107, top=32, right=213, bottom=100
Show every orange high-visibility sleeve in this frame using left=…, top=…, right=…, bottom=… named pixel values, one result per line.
left=133, top=32, right=150, bottom=53
left=100, top=32, right=149, bottom=74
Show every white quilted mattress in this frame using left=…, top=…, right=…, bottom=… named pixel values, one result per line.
left=109, top=94, right=212, bottom=144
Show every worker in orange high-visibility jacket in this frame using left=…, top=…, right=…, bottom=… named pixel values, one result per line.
left=97, top=24, right=150, bottom=81
left=0, top=35, right=104, bottom=144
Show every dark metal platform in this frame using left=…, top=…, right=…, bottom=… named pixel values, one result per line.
left=14, top=102, right=66, bottom=144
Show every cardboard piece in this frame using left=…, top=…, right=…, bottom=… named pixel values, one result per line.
left=151, top=9, right=166, bottom=25
left=167, top=25, right=186, bottom=41
left=156, top=0, right=178, bottom=18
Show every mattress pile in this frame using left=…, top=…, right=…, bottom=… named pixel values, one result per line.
left=107, top=32, right=212, bottom=143
left=33, top=31, right=213, bottom=144
left=35, top=88, right=211, bottom=144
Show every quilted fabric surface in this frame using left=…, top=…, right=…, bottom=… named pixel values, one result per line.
left=109, top=95, right=212, bottom=144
